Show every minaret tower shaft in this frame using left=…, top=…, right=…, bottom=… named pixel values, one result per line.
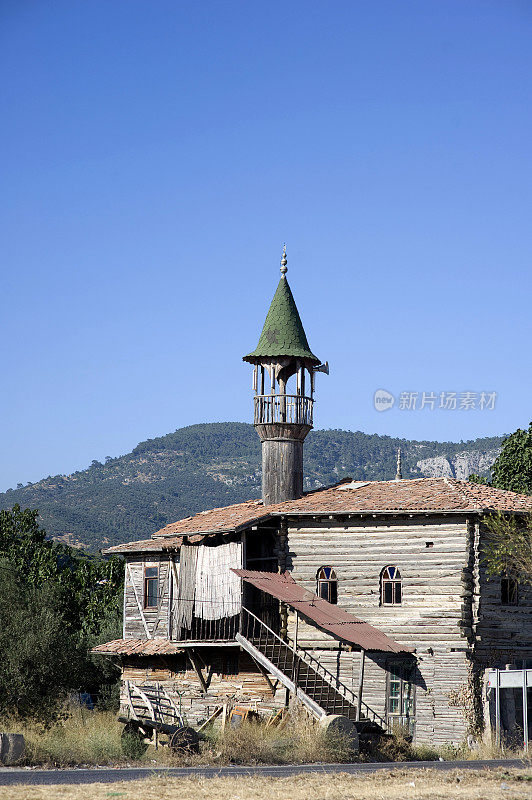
left=243, top=248, right=327, bottom=505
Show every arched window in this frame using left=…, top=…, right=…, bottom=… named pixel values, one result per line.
left=381, top=566, right=402, bottom=605
left=317, top=566, right=338, bottom=604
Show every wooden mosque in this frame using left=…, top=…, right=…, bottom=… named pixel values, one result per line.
left=94, top=247, right=532, bottom=749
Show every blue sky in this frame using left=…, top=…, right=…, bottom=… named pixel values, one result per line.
left=1, top=1, right=531, bottom=491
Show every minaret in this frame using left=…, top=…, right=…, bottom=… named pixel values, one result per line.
left=243, top=247, right=328, bottom=505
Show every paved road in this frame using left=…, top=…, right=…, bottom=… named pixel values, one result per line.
left=0, top=758, right=527, bottom=786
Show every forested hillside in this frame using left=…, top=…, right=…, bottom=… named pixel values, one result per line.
left=0, top=423, right=503, bottom=551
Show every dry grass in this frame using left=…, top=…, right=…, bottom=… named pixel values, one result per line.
left=0, top=712, right=124, bottom=767
left=1, top=769, right=532, bottom=800
left=200, top=709, right=354, bottom=765
left=0, top=709, right=354, bottom=768
left=0, top=709, right=526, bottom=770
left=438, top=736, right=530, bottom=763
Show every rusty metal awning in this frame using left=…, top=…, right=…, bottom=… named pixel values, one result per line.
left=233, top=570, right=413, bottom=653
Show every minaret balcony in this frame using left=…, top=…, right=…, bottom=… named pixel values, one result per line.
left=254, top=393, right=314, bottom=427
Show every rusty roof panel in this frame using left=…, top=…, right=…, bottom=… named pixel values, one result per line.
left=233, top=569, right=413, bottom=653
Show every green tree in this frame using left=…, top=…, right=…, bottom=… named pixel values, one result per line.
left=483, top=512, right=532, bottom=586
left=0, top=557, right=84, bottom=723
left=475, top=425, right=532, bottom=584
left=468, top=474, right=489, bottom=485
left=490, top=422, right=532, bottom=495
left=0, top=506, right=123, bottom=722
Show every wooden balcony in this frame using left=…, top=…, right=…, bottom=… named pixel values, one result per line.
left=171, top=613, right=240, bottom=644
left=254, top=394, right=313, bottom=426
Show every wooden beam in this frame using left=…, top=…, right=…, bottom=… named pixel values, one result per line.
left=254, top=661, right=279, bottom=696
left=356, top=649, right=366, bottom=722
left=523, top=668, right=529, bottom=753
left=126, top=562, right=151, bottom=639
left=149, top=563, right=168, bottom=636
left=187, top=649, right=208, bottom=694
left=122, top=567, right=127, bottom=638
left=221, top=703, right=229, bottom=732
left=236, top=633, right=324, bottom=719
left=125, top=681, right=138, bottom=721
left=167, top=559, right=174, bottom=639
left=169, top=558, right=179, bottom=640
left=197, top=705, right=224, bottom=732
left=495, top=668, right=501, bottom=747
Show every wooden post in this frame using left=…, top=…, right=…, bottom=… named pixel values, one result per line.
left=169, top=558, right=179, bottom=641
left=221, top=703, right=228, bottom=732
left=167, top=559, right=174, bottom=639
left=523, top=669, right=529, bottom=753
left=122, top=568, right=127, bottom=638
left=356, top=649, right=366, bottom=722
left=294, top=611, right=299, bottom=650
left=495, top=668, right=501, bottom=748
left=187, top=650, right=208, bottom=694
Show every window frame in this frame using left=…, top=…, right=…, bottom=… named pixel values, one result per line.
left=381, top=565, right=402, bottom=606
left=316, top=566, right=338, bottom=604
left=386, top=660, right=416, bottom=736
left=501, top=577, right=518, bottom=606
left=143, top=563, right=159, bottom=609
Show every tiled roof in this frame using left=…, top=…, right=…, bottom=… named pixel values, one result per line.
left=104, top=499, right=270, bottom=553
left=235, top=570, right=412, bottom=653
left=104, top=478, right=532, bottom=554
left=92, top=638, right=186, bottom=656
left=243, top=276, right=320, bottom=365
left=277, top=477, right=532, bottom=515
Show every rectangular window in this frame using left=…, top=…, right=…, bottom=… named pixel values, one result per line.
left=382, top=580, right=401, bottom=605
left=501, top=578, right=518, bottom=606
left=318, top=580, right=337, bottom=604
left=144, top=565, right=159, bottom=609
left=387, top=661, right=415, bottom=736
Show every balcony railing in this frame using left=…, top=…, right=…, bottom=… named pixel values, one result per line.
left=171, top=613, right=240, bottom=643
left=254, top=394, right=313, bottom=426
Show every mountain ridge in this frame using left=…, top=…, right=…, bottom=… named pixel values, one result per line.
left=0, top=422, right=503, bottom=551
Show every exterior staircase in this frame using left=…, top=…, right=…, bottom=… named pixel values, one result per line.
left=236, top=608, right=388, bottom=733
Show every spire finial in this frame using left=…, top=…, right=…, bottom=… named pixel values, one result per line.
left=280, top=244, right=288, bottom=275
left=395, top=447, right=403, bottom=480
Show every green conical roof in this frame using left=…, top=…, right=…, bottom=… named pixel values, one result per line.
left=243, top=275, right=320, bottom=364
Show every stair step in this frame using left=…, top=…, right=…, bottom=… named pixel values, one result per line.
left=240, top=623, right=386, bottom=733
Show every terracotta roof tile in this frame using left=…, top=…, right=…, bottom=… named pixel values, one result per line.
left=105, top=478, right=532, bottom=554
left=91, top=638, right=186, bottom=656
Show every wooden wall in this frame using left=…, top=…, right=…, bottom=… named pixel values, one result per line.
left=123, top=555, right=173, bottom=639
left=284, top=514, right=474, bottom=745
left=118, top=512, right=532, bottom=746
left=120, top=650, right=284, bottom=727
left=474, top=519, right=532, bottom=666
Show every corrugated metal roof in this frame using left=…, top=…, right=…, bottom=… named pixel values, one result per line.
left=91, top=638, right=186, bottom=656
left=233, top=569, right=413, bottom=653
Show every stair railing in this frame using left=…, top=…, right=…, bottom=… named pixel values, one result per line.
left=241, top=607, right=388, bottom=730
